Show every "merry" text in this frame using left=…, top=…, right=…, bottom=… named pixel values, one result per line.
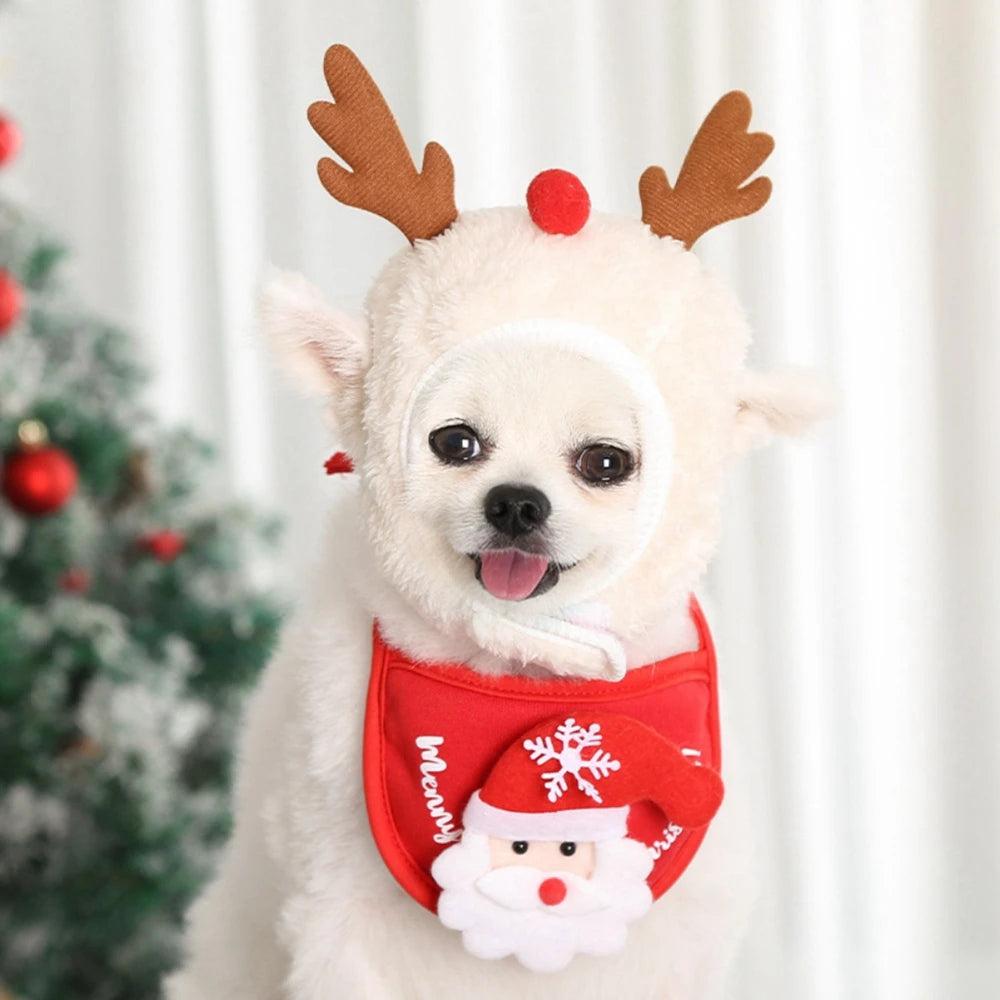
left=415, top=736, right=461, bottom=845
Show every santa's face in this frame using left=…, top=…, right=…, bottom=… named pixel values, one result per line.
left=432, top=829, right=654, bottom=972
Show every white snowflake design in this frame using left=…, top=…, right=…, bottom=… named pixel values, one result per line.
left=522, top=718, right=621, bottom=804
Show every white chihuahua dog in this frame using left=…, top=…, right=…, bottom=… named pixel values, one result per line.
left=165, top=45, right=829, bottom=1000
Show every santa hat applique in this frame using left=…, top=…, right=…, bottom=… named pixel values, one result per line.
left=462, top=713, right=724, bottom=843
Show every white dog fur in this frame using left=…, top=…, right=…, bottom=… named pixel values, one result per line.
left=164, top=207, right=831, bottom=999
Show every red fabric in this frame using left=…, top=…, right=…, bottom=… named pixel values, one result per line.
left=324, top=451, right=354, bottom=475
left=363, top=597, right=722, bottom=913
left=526, top=169, right=591, bottom=235
left=1, top=445, right=77, bottom=515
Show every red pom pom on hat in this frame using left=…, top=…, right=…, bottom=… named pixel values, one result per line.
left=526, top=169, right=591, bottom=235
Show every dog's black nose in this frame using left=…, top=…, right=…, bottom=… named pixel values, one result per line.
left=483, top=484, right=551, bottom=537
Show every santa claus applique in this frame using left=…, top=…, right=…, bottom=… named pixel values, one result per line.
left=431, top=713, right=723, bottom=972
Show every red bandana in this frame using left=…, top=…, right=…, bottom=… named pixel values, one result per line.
left=363, top=597, right=721, bottom=912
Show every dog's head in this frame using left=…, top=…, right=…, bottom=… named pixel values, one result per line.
left=264, top=47, right=831, bottom=676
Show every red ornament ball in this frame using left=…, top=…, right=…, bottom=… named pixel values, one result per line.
left=60, top=567, right=92, bottom=594
left=0, top=270, right=23, bottom=336
left=0, top=113, right=22, bottom=167
left=526, top=169, right=591, bottom=235
left=2, top=444, right=78, bottom=515
left=140, top=530, right=186, bottom=562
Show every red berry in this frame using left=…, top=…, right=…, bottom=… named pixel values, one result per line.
left=526, top=169, right=591, bottom=236
left=2, top=445, right=78, bottom=516
left=0, top=114, right=22, bottom=168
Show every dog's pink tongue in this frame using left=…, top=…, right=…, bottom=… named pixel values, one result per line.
left=479, top=549, right=550, bottom=601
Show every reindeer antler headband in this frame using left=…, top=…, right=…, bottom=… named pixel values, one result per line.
left=308, top=44, right=774, bottom=248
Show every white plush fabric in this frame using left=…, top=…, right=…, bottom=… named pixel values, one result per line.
left=461, top=792, right=630, bottom=842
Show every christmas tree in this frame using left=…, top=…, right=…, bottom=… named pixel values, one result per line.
left=0, top=106, right=283, bottom=999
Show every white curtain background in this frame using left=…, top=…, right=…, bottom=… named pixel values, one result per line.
left=2, top=1, right=998, bottom=997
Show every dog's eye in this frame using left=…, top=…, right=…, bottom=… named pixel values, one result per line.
left=511, top=841, right=529, bottom=855
left=575, top=444, right=634, bottom=485
left=429, top=424, right=483, bottom=464
left=559, top=842, right=577, bottom=857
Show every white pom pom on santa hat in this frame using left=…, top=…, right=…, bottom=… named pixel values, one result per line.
left=462, top=713, right=724, bottom=843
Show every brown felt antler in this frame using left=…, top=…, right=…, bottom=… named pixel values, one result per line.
left=639, top=91, right=774, bottom=248
left=307, top=45, right=457, bottom=243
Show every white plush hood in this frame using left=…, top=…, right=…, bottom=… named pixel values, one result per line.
left=355, top=209, right=749, bottom=675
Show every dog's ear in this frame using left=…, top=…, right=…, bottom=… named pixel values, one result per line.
left=732, top=368, right=835, bottom=454
left=260, top=269, right=370, bottom=431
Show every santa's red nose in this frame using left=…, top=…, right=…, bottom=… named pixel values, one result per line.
left=538, top=877, right=567, bottom=906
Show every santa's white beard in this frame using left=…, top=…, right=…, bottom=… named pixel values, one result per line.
left=432, top=832, right=653, bottom=973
